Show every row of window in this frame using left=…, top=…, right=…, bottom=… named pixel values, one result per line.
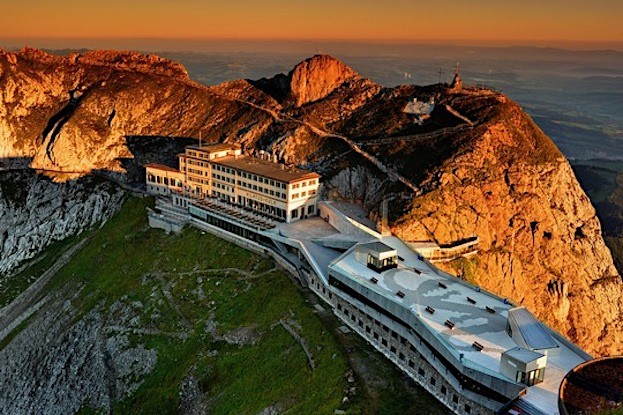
left=147, top=174, right=182, bottom=187
left=186, top=159, right=208, bottom=167
left=213, top=164, right=235, bottom=175
left=188, top=167, right=203, bottom=175
left=338, top=301, right=475, bottom=415
left=213, top=182, right=233, bottom=192
left=216, top=166, right=288, bottom=189
left=238, top=196, right=287, bottom=219
left=291, top=189, right=316, bottom=200
left=291, top=205, right=315, bottom=219
left=291, top=179, right=316, bottom=189
left=187, top=176, right=209, bottom=185
left=213, top=173, right=234, bottom=184
left=237, top=180, right=286, bottom=199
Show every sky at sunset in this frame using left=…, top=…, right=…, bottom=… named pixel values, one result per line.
left=1, top=0, right=622, bottom=47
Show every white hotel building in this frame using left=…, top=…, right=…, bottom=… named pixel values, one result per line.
left=145, top=143, right=320, bottom=222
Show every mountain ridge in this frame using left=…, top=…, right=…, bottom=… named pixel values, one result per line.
left=0, top=48, right=621, bottom=356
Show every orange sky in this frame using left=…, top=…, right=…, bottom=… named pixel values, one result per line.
left=1, top=0, right=622, bottom=43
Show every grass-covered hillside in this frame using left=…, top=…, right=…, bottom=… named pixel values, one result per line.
left=0, top=196, right=447, bottom=415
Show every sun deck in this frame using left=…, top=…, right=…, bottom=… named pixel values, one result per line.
left=329, top=238, right=517, bottom=376
left=327, top=235, right=588, bottom=415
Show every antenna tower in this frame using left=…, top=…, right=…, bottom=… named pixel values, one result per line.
left=437, top=68, right=444, bottom=84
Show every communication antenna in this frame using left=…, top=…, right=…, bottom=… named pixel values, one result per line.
left=437, top=68, right=444, bottom=84
left=199, top=130, right=202, bottom=148
left=454, top=62, right=461, bottom=77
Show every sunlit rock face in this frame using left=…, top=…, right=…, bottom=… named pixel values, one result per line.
left=389, top=98, right=623, bottom=357
left=288, top=54, right=360, bottom=107
left=0, top=48, right=621, bottom=356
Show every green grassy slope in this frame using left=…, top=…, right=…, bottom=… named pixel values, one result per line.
left=2, top=196, right=447, bottom=414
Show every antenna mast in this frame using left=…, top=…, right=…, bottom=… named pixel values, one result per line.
left=437, top=68, right=444, bottom=84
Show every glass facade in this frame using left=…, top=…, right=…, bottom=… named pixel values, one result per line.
left=515, top=368, right=546, bottom=386
left=367, top=254, right=398, bottom=273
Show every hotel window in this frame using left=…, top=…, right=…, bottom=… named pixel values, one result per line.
left=309, top=189, right=316, bottom=195
left=301, top=181, right=306, bottom=186
left=292, top=193, right=299, bottom=199
left=148, top=174, right=155, bottom=182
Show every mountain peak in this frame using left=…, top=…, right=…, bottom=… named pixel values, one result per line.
left=9, top=47, right=189, bottom=79
left=288, top=54, right=360, bottom=107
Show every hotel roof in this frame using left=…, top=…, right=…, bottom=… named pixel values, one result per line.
left=361, top=241, right=396, bottom=254
left=508, top=307, right=558, bottom=351
left=145, top=163, right=180, bottom=173
left=327, top=236, right=587, bottom=414
left=329, top=239, right=517, bottom=375
left=187, top=143, right=241, bottom=152
left=213, top=155, right=320, bottom=183
left=503, top=347, right=544, bottom=364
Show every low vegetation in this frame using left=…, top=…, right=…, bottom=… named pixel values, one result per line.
left=2, top=196, right=446, bottom=414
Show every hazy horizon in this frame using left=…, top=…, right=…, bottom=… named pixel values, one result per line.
left=2, top=37, right=623, bottom=54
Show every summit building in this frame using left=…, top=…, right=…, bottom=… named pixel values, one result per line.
left=145, top=143, right=320, bottom=222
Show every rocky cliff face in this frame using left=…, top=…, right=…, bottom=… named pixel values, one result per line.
left=390, top=97, right=623, bottom=356
left=0, top=48, right=272, bottom=174
left=0, top=49, right=621, bottom=356
left=0, top=287, right=158, bottom=414
left=0, top=171, right=124, bottom=275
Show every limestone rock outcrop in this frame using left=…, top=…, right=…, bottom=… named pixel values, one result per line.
left=391, top=97, right=623, bottom=357
left=0, top=171, right=124, bottom=275
left=288, top=54, right=360, bottom=107
left=0, top=292, right=158, bottom=414
left=0, top=48, right=621, bottom=356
